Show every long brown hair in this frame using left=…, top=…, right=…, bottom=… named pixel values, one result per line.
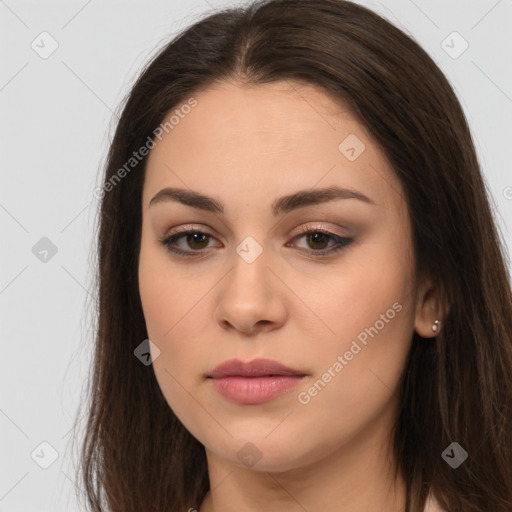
left=73, top=1, right=512, bottom=510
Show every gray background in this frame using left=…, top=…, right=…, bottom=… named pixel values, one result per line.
left=1, top=0, right=511, bottom=510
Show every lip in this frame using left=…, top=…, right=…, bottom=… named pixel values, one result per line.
left=207, top=358, right=307, bottom=405
left=208, top=358, right=304, bottom=378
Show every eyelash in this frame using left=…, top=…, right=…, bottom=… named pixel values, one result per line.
left=158, top=225, right=353, bottom=258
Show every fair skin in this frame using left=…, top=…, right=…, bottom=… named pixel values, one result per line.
left=138, top=80, right=442, bottom=512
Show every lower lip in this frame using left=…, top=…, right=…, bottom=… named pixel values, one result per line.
left=209, top=375, right=305, bottom=404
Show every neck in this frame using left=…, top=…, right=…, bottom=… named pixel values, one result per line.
left=199, top=417, right=406, bottom=512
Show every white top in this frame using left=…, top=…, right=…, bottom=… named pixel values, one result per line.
left=424, top=492, right=445, bottom=512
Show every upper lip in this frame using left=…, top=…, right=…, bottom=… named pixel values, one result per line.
left=208, top=358, right=306, bottom=378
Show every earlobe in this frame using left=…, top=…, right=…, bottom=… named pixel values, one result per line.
left=414, top=277, right=447, bottom=338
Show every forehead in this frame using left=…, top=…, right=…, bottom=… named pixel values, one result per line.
left=149, top=80, right=364, bottom=160
left=143, top=80, right=404, bottom=213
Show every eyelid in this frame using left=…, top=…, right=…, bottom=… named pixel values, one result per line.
left=163, top=222, right=349, bottom=240
left=293, top=223, right=348, bottom=238
left=162, top=224, right=219, bottom=242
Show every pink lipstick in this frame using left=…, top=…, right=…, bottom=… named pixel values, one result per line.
left=207, top=358, right=307, bottom=404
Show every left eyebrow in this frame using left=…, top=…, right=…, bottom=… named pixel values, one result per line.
left=148, top=185, right=377, bottom=216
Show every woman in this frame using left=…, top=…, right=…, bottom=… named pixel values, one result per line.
left=75, top=1, right=512, bottom=511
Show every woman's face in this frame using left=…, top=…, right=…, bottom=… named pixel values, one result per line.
left=138, top=80, right=428, bottom=473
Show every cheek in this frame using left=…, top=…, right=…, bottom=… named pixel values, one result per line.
left=297, top=238, right=416, bottom=414
left=292, top=285, right=414, bottom=457
left=306, top=240, right=414, bottom=354
left=138, top=239, right=193, bottom=340
left=138, top=243, right=215, bottom=381
left=138, top=247, right=214, bottom=434
left=139, top=272, right=192, bottom=359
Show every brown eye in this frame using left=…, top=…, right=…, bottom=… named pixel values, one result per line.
left=304, top=232, right=331, bottom=250
left=160, top=228, right=218, bottom=256
left=183, top=232, right=210, bottom=250
left=290, top=227, right=353, bottom=256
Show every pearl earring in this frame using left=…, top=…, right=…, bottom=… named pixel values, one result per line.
left=432, top=319, right=440, bottom=333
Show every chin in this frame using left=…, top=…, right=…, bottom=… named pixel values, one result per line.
left=206, top=433, right=317, bottom=473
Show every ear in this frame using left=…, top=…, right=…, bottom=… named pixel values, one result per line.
left=414, top=276, right=448, bottom=338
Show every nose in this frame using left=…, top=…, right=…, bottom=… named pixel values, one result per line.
left=213, top=247, right=288, bottom=336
